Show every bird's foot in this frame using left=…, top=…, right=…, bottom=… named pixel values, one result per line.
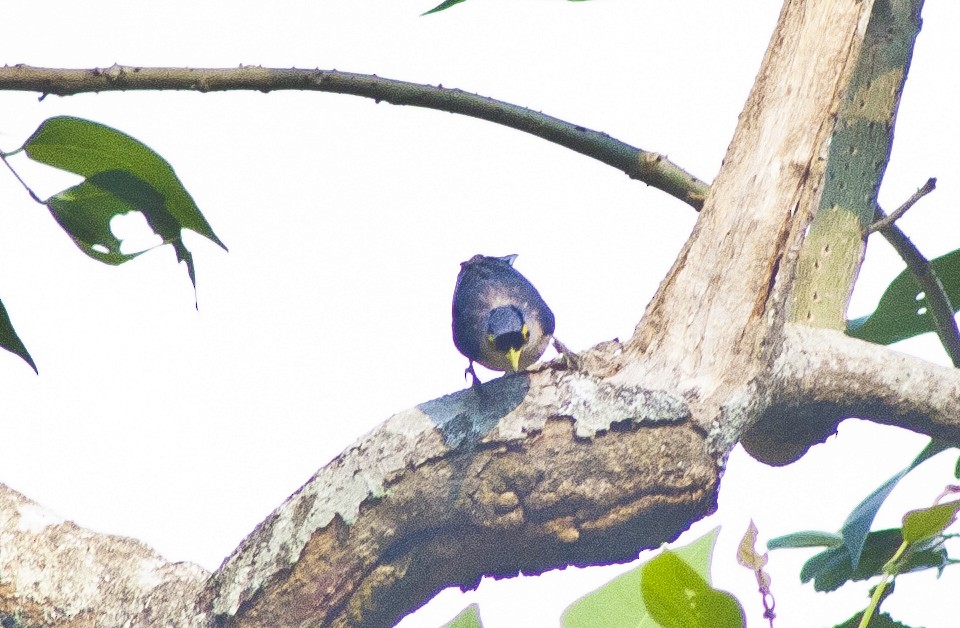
left=464, top=362, right=482, bottom=388
left=552, top=336, right=581, bottom=371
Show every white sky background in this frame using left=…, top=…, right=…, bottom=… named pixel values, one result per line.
left=1, top=1, right=959, bottom=626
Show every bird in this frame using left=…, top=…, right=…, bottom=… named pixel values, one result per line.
left=452, top=254, right=555, bottom=384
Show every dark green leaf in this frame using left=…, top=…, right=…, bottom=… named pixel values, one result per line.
left=799, top=545, right=853, bottom=591
left=767, top=531, right=843, bottom=550
left=902, top=502, right=960, bottom=544
left=846, top=249, right=960, bottom=345
left=799, top=528, right=948, bottom=591
left=839, top=441, right=948, bottom=568
left=440, top=603, right=483, bottom=628
left=23, top=116, right=226, bottom=251
left=561, top=528, right=720, bottom=628
left=46, top=172, right=161, bottom=265
left=422, top=0, right=467, bottom=15
left=641, top=551, right=744, bottom=628
left=0, top=299, right=37, bottom=373
left=833, top=611, right=916, bottom=628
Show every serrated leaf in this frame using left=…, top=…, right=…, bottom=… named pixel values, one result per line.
left=23, top=116, right=226, bottom=251
left=846, top=249, right=960, bottom=345
left=440, top=603, right=483, bottom=628
left=640, top=551, right=744, bottom=628
left=767, top=530, right=843, bottom=550
left=902, top=502, right=960, bottom=544
left=0, top=299, right=37, bottom=373
left=561, top=528, right=720, bottom=628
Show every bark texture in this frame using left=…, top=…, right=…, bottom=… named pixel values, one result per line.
left=2, top=0, right=957, bottom=626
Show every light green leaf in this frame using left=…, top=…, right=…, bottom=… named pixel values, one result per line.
left=561, top=528, right=721, bottom=628
left=641, top=551, right=744, bottom=628
left=440, top=603, right=483, bottom=628
left=902, top=502, right=960, bottom=544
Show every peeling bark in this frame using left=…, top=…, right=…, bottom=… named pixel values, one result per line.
left=2, top=0, right=955, bottom=626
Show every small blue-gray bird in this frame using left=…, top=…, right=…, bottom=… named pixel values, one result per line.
left=452, top=254, right=555, bottom=383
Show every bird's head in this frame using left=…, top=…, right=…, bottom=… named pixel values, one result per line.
left=485, top=305, right=530, bottom=372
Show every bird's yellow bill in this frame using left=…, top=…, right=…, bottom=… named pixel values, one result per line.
left=506, top=347, right=522, bottom=372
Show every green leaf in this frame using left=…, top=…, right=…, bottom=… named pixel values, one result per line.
left=833, top=611, right=916, bottom=628
left=846, top=249, right=960, bottom=345
left=46, top=173, right=154, bottom=265
left=839, top=441, right=948, bottom=568
left=561, top=528, right=721, bottom=628
left=901, top=502, right=960, bottom=544
left=767, top=531, right=843, bottom=550
left=798, top=545, right=854, bottom=591
left=775, top=442, right=949, bottom=592
left=422, top=0, right=467, bottom=15
left=797, top=527, right=950, bottom=591
left=23, top=116, right=226, bottom=251
left=641, top=551, right=744, bottom=628
left=561, top=560, right=649, bottom=628
left=671, top=526, right=720, bottom=580
left=0, top=299, right=37, bottom=373
left=440, top=603, right=483, bottom=628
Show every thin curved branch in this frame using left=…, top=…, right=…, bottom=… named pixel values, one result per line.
left=0, top=64, right=710, bottom=209
left=867, top=179, right=960, bottom=366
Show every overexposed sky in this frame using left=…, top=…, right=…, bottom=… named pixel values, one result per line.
left=1, top=2, right=959, bottom=626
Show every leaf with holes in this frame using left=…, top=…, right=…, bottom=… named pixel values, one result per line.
left=47, top=173, right=153, bottom=265
left=847, top=249, right=960, bottom=345
left=641, top=550, right=744, bottom=628
left=24, top=116, right=226, bottom=251
left=562, top=528, right=720, bottom=628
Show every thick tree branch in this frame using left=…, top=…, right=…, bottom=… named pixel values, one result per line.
left=4, top=324, right=960, bottom=625
left=0, top=483, right=209, bottom=626
left=743, top=324, right=960, bottom=465
left=206, top=366, right=712, bottom=626
left=2, top=1, right=952, bottom=625
left=0, top=65, right=709, bottom=209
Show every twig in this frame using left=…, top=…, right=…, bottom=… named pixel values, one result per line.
left=0, top=65, right=710, bottom=209
left=870, top=181, right=960, bottom=366
left=0, top=150, right=43, bottom=204
left=866, top=177, right=936, bottom=233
